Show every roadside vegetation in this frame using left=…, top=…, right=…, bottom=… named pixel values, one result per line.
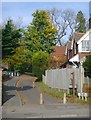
left=38, top=81, right=90, bottom=105
left=2, top=8, right=89, bottom=81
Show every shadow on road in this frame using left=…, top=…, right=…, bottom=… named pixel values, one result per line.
left=2, top=83, right=33, bottom=104
left=16, top=86, right=33, bottom=91
left=2, top=84, right=16, bottom=105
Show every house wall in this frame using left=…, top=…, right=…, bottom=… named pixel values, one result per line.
left=69, top=54, right=79, bottom=63
left=78, top=34, right=89, bottom=53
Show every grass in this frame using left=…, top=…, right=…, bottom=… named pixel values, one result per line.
left=38, top=81, right=90, bottom=105
left=38, top=81, right=64, bottom=99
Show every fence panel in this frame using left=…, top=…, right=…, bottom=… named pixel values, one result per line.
left=42, top=67, right=87, bottom=93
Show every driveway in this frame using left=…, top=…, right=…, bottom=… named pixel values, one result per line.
left=2, top=74, right=90, bottom=118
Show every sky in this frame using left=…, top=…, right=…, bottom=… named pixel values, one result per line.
left=1, top=2, right=90, bottom=27
left=1, top=2, right=90, bottom=43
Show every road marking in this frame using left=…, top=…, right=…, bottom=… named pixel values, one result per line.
left=15, top=78, right=24, bottom=106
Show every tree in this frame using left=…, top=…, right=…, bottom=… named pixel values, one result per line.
left=83, top=55, right=91, bottom=78
left=25, top=10, right=57, bottom=53
left=47, top=8, right=76, bottom=46
left=4, top=41, right=32, bottom=73
left=75, top=11, right=86, bottom=33
left=2, top=19, right=22, bottom=59
left=32, top=51, right=50, bottom=80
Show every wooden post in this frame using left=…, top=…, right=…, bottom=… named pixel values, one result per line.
left=72, top=72, right=75, bottom=98
left=70, top=72, right=75, bottom=103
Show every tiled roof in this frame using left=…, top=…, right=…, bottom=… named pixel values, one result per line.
left=51, top=46, right=66, bottom=56
left=73, top=32, right=85, bottom=42
left=67, top=32, right=85, bottom=50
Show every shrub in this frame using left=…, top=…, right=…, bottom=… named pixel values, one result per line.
left=32, top=51, right=50, bottom=80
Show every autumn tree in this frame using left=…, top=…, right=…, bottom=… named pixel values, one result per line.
left=25, top=10, right=57, bottom=53
left=47, top=8, right=76, bottom=46
left=75, top=11, right=86, bottom=33
left=5, top=41, right=32, bottom=73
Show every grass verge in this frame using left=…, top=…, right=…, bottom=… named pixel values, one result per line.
left=38, top=81, right=90, bottom=105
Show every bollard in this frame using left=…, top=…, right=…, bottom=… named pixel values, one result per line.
left=8, top=72, right=11, bottom=76
left=32, top=81, right=35, bottom=88
left=78, top=93, right=81, bottom=99
left=63, top=93, right=66, bottom=104
left=17, top=72, right=19, bottom=76
left=11, top=72, right=13, bottom=77
left=40, top=93, right=43, bottom=105
left=81, top=93, right=84, bottom=100
left=84, top=93, right=88, bottom=101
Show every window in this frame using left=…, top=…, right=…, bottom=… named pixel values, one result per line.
left=82, top=40, right=89, bottom=51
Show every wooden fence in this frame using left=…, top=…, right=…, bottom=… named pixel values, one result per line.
left=42, top=67, right=89, bottom=93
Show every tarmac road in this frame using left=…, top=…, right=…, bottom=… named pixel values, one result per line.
left=2, top=74, right=90, bottom=119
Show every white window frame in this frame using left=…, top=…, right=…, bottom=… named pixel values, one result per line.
left=82, top=40, right=89, bottom=51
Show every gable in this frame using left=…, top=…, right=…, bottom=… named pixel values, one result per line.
left=77, top=29, right=91, bottom=45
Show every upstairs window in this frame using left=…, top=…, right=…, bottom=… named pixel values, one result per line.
left=82, top=40, right=89, bottom=51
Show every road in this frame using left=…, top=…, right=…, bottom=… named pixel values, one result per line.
left=2, top=74, right=90, bottom=119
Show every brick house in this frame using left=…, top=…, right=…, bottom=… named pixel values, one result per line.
left=60, top=30, right=91, bottom=68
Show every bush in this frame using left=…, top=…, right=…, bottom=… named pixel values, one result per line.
left=32, top=51, right=50, bottom=80
left=83, top=55, right=91, bottom=78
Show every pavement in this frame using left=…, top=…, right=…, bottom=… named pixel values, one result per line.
left=2, top=74, right=90, bottom=119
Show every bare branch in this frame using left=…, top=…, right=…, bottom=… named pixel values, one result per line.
left=47, top=8, right=76, bottom=46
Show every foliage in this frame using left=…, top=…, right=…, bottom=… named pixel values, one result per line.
left=4, top=44, right=32, bottom=73
left=2, top=19, right=22, bottom=59
left=32, top=51, right=50, bottom=80
left=75, top=11, right=86, bottom=33
left=38, top=81, right=64, bottom=99
left=83, top=55, right=91, bottom=78
left=25, top=10, right=57, bottom=53
left=38, top=81, right=89, bottom=105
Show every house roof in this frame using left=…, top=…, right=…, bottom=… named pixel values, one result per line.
left=51, top=46, right=66, bottom=56
left=66, top=32, right=85, bottom=51
left=70, top=32, right=85, bottom=49
left=77, top=29, right=91, bottom=45
left=73, top=32, right=85, bottom=42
